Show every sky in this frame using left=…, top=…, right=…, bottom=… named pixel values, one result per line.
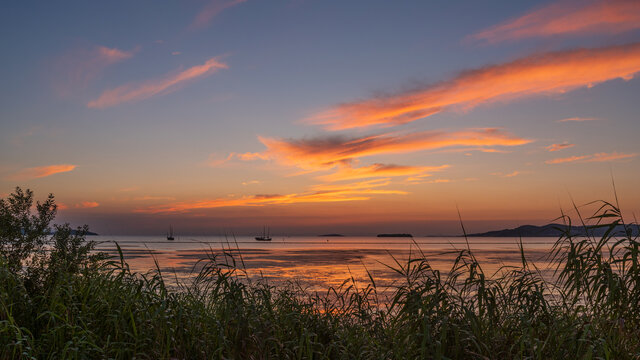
left=1, top=0, right=639, bottom=236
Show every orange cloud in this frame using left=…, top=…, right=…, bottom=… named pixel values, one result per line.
left=433, top=147, right=511, bottom=154
left=241, top=180, right=261, bottom=185
left=546, top=142, right=575, bottom=151
left=137, top=180, right=406, bottom=214
left=405, top=175, right=452, bottom=184
left=133, top=196, right=176, bottom=201
left=75, top=201, right=100, bottom=209
left=492, top=171, right=521, bottom=177
left=318, top=163, right=449, bottom=182
left=471, top=0, right=640, bottom=44
left=190, top=0, right=247, bottom=30
left=88, top=57, right=228, bottom=108
left=52, top=45, right=135, bottom=97
left=310, top=178, right=395, bottom=192
left=557, top=116, right=601, bottom=122
left=546, top=151, right=637, bottom=164
left=243, top=128, right=530, bottom=171
left=8, top=164, right=76, bottom=181
left=309, top=43, right=640, bottom=130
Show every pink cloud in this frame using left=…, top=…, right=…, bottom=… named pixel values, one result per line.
left=557, top=117, right=601, bottom=122
left=308, top=43, right=640, bottom=130
left=546, top=151, right=637, bottom=164
left=75, top=201, right=100, bottom=209
left=7, top=164, right=76, bottom=181
left=52, top=45, right=136, bottom=97
left=88, top=57, right=228, bottom=108
left=546, top=142, right=575, bottom=151
left=190, top=0, right=247, bottom=30
left=471, top=0, right=640, bottom=44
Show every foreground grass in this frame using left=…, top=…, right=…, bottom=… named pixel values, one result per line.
left=1, top=190, right=639, bottom=359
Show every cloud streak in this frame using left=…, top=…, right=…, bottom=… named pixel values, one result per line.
left=75, top=201, right=100, bottom=209
left=190, top=0, right=246, bottom=30
left=8, top=164, right=76, bottom=181
left=88, top=57, right=228, bottom=108
left=241, top=128, right=531, bottom=171
left=52, top=45, right=136, bottom=97
left=309, top=43, right=640, bottom=130
left=137, top=179, right=406, bottom=214
left=492, top=171, right=521, bottom=177
left=471, top=0, right=640, bottom=44
left=557, top=116, right=600, bottom=122
left=318, top=164, right=449, bottom=182
left=546, top=151, right=637, bottom=164
left=546, top=142, right=575, bottom=152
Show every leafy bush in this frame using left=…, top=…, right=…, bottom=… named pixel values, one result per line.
left=0, top=187, right=102, bottom=294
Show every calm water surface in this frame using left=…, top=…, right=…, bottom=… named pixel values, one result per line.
left=93, top=235, right=559, bottom=291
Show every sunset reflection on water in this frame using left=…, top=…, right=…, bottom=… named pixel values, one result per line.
left=94, top=236, right=558, bottom=291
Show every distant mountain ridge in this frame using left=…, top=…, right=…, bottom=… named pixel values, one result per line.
left=467, top=223, right=640, bottom=237
left=47, top=229, right=99, bottom=236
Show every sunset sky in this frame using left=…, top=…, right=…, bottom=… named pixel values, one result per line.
left=1, top=0, right=639, bottom=235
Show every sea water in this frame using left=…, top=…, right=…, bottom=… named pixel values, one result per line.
left=93, top=235, right=559, bottom=290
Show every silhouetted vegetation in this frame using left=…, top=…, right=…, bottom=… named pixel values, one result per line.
left=1, top=187, right=639, bottom=359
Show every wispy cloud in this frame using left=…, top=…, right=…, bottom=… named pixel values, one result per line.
left=432, top=147, right=511, bottom=154
left=471, top=0, right=640, bottom=44
left=239, top=128, right=531, bottom=172
left=75, top=201, right=99, bottom=209
left=52, top=45, right=136, bottom=97
left=318, top=164, right=449, bottom=182
left=405, top=175, right=452, bottom=184
left=88, top=57, right=228, bottom=108
left=557, top=116, right=601, bottom=122
left=242, top=180, right=261, bottom=185
left=491, top=171, right=521, bottom=177
left=7, top=164, right=76, bottom=181
left=190, top=0, right=247, bottom=30
left=309, top=43, right=640, bottom=130
left=546, top=151, right=637, bottom=164
left=546, top=142, right=575, bottom=152
left=136, top=179, right=405, bottom=214
left=133, top=196, right=176, bottom=201
left=118, top=186, right=139, bottom=192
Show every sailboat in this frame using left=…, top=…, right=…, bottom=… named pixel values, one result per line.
left=255, top=226, right=272, bottom=241
left=167, top=225, right=175, bottom=241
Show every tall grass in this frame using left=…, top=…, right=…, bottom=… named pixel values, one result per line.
left=1, top=198, right=639, bottom=359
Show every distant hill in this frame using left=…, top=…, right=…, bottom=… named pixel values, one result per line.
left=467, top=223, right=640, bottom=237
left=377, top=233, right=413, bottom=238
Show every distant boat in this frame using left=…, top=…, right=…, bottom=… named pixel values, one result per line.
left=167, top=225, right=175, bottom=241
left=255, top=226, right=272, bottom=241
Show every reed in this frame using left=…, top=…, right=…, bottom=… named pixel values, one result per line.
left=1, top=188, right=639, bottom=359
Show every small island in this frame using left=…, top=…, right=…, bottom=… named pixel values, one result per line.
left=377, top=233, right=413, bottom=238
left=318, top=233, right=344, bottom=237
